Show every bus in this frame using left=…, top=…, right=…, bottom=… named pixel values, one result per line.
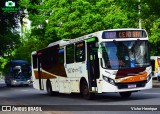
left=151, top=56, right=160, bottom=81
left=4, top=60, right=31, bottom=86
left=31, top=28, right=152, bottom=99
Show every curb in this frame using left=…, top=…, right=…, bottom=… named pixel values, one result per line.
left=152, top=79, right=160, bottom=88
left=153, top=84, right=160, bottom=88
left=153, top=80, right=160, bottom=88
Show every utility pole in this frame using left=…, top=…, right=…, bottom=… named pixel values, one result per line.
left=138, top=0, right=142, bottom=29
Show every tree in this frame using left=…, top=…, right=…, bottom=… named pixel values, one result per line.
left=0, top=0, right=21, bottom=56
left=20, top=0, right=137, bottom=40
left=0, top=0, right=21, bottom=72
left=140, top=0, right=160, bottom=55
left=19, top=0, right=160, bottom=56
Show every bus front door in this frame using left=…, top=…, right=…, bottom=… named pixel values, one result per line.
left=37, top=56, right=44, bottom=90
left=87, top=41, right=100, bottom=91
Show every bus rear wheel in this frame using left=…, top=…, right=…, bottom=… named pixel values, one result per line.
left=81, top=80, right=94, bottom=100
left=46, top=81, right=53, bottom=96
left=119, top=92, right=132, bottom=98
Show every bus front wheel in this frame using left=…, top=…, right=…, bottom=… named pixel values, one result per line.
left=81, top=80, right=94, bottom=100
left=119, top=92, right=132, bottom=98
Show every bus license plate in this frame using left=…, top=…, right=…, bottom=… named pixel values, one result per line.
left=128, top=84, right=136, bottom=88
left=20, top=81, right=24, bottom=84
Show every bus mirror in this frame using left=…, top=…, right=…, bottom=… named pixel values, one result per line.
left=98, top=52, right=102, bottom=58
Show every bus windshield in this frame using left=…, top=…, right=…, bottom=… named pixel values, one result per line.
left=12, top=64, right=31, bottom=78
left=101, top=40, right=150, bottom=69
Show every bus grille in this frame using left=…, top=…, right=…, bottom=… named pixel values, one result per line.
left=115, top=81, right=147, bottom=89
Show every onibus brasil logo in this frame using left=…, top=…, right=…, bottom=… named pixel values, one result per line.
left=2, top=1, right=20, bottom=13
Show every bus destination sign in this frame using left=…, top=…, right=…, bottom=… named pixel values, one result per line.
left=102, top=30, right=147, bottom=39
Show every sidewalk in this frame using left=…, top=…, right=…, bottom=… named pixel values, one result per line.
left=153, top=79, right=160, bottom=88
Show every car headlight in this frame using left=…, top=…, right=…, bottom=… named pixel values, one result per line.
left=103, top=75, right=115, bottom=85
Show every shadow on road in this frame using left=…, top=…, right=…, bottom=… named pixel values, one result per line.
left=39, top=90, right=159, bottom=103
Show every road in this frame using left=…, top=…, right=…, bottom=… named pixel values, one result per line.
left=0, top=79, right=160, bottom=114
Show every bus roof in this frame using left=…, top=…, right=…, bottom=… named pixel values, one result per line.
left=59, top=28, right=147, bottom=46
left=32, top=28, right=147, bottom=53
left=47, top=39, right=70, bottom=47
left=10, top=60, right=29, bottom=66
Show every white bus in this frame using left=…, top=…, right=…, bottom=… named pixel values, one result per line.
left=31, top=28, right=152, bottom=99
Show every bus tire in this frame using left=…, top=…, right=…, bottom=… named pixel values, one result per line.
left=81, top=80, right=94, bottom=100
left=46, top=80, right=53, bottom=96
left=119, top=92, right=132, bottom=98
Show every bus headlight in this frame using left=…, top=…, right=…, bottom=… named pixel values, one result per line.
left=27, top=80, right=31, bottom=83
left=12, top=80, right=17, bottom=84
left=103, top=75, right=115, bottom=85
left=147, top=73, right=152, bottom=82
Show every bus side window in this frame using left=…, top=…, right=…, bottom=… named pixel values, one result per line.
left=42, top=54, right=49, bottom=68
left=75, top=41, right=85, bottom=62
left=66, top=44, right=74, bottom=64
left=58, top=49, right=64, bottom=64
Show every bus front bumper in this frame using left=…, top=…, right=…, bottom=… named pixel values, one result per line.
left=96, top=78, right=152, bottom=93
left=11, top=80, right=31, bottom=85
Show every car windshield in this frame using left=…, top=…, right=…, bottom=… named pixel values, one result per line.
left=101, top=41, right=150, bottom=69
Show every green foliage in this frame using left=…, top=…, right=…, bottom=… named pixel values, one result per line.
left=0, top=57, right=8, bottom=72
left=140, top=0, right=160, bottom=55
left=5, top=0, right=160, bottom=69
left=29, top=0, right=135, bottom=39
left=11, top=31, right=48, bottom=62
left=0, top=0, right=21, bottom=71
left=0, top=0, right=21, bottom=56
left=3, top=31, right=20, bottom=52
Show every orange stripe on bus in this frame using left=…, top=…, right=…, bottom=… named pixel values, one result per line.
left=34, top=71, right=56, bottom=79
left=115, top=72, right=148, bottom=83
